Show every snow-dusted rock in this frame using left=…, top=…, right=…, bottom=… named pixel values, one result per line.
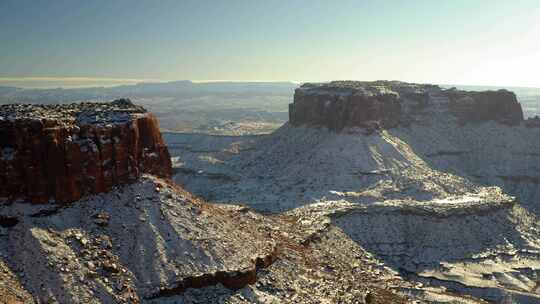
left=289, top=81, right=523, bottom=131
left=4, top=176, right=278, bottom=302
left=0, top=99, right=172, bottom=204
left=165, top=82, right=540, bottom=302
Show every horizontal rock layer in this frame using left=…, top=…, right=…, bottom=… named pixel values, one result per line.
left=289, top=81, right=524, bottom=131
left=0, top=99, right=172, bottom=204
left=148, top=244, right=279, bottom=298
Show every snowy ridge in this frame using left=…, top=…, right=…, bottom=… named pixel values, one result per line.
left=167, top=114, right=540, bottom=302
left=2, top=176, right=277, bottom=303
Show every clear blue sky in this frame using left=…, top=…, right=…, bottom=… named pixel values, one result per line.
left=1, top=0, right=539, bottom=87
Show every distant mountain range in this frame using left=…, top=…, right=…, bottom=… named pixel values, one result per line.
left=0, top=81, right=298, bottom=104
left=1, top=80, right=539, bottom=102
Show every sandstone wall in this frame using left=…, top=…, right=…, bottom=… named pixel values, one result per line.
left=290, top=89, right=401, bottom=131
left=446, top=90, right=524, bottom=125
left=289, top=81, right=525, bottom=131
left=0, top=101, right=172, bottom=204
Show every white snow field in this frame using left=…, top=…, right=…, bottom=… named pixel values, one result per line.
left=166, top=112, right=540, bottom=302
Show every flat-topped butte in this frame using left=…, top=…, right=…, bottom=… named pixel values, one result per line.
left=0, top=99, right=171, bottom=204
left=290, top=81, right=524, bottom=131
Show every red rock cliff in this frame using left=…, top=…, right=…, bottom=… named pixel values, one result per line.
left=289, top=81, right=524, bottom=131
left=290, top=81, right=402, bottom=131
left=0, top=99, right=172, bottom=204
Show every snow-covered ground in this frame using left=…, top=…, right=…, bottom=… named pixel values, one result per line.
left=1, top=176, right=277, bottom=303
left=1, top=175, right=420, bottom=304
left=167, top=124, right=502, bottom=212
left=165, top=115, right=540, bottom=302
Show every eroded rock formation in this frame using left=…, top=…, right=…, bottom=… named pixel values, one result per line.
left=289, top=81, right=524, bottom=130
left=445, top=88, right=523, bottom=125
left=290, top=81, right=402, bottom=131
left=0, top=99, right=172, bottom=204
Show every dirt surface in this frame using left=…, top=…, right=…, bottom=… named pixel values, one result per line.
left=0, top=260, right=34, bottom=304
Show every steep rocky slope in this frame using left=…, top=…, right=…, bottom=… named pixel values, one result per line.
left=169, top=81, right=540, bottom=303
left=1, top=176, right=280, bottom=303
left=1, top=175, right=414, bottom=304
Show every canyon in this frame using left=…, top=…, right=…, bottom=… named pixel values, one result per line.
left=0, top=98, right=407, bottom=304
left=169, top=81, right=540, bottom=303
left=3, top=82, right=540, bottom=303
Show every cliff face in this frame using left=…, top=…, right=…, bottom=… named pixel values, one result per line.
left=0, top=99, right=172, bottom=204
left=289, top=81, right=524, bottom=131
left=445, top=89, right=524, bottom=125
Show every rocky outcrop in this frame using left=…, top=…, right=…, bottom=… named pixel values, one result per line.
left=290, top=81, right=402, bottom=131
left=289, top=81, right=525, bottom=130
left=0, top=99, right=172, bottom=204
left=445, top=88, right=523, bottom=125
left=148, top=244, right=279, bottom=298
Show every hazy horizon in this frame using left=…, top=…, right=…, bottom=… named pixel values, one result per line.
left=2, top=77, right=540, bottom=90
left=1, top=0, right=539, bottom=88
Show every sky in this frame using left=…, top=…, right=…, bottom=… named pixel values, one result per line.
left=1, top=0, right=539, bottom=88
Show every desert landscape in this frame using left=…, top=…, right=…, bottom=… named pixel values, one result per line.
left=1, top=81, right=540, bottom=136
left=1, top=81, right=540, bottom=303
left=2, top=1, right=540, bottom=303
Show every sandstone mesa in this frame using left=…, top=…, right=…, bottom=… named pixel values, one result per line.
left=0, top=99, right=172, bottom=204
